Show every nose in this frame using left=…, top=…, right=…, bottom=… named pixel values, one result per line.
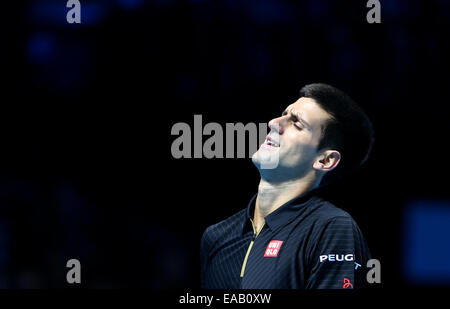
left=268, top=114, right=288, bottom=134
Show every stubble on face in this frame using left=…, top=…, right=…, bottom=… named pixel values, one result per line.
left=254, top=97, right=333, bottom=183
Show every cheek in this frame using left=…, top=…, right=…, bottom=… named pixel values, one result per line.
left=281, top=131, right=317, bottom=161
left=283, top=130, right=312, bottom=150
left=282, top=130, right=301, bottom=145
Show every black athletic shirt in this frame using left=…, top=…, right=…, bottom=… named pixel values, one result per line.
left=200, top=191, right=371, bottom=289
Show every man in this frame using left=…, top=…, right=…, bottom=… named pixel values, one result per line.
left=200, top=83, right=374, bottom=289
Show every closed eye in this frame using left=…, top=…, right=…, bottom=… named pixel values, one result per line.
left=282, top=109, right=310, bottom=130
left=292, top=118, right=303, bottom=130
left=282, top=111, right=303, bottom=130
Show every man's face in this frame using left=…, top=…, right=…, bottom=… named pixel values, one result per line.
left=252, top=97, right=333, bottom=182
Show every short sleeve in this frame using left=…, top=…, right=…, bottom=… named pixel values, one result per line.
left=305, top=216, right=371, bottom=289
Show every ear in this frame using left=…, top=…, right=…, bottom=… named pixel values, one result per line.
left=312, top=150, right=341, bottom=172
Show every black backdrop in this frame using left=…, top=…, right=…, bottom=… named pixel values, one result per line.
left=2, top=0, right=450, bottom=289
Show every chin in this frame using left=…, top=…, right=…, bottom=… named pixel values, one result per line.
left=251, top=152, right=262, bottom=169
left=252, top=149, right=280, bottom=171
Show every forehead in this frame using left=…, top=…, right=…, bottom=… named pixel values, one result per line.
left=285, top=97, right=332, bottom=129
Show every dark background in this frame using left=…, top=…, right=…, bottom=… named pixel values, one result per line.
left=1, top=0, right=450, bottom=288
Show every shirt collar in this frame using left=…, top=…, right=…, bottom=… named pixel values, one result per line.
left=242, top=190, right=318, bottom=234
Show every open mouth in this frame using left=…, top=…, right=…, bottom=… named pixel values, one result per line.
left=263, top=135, right=280, bottom=148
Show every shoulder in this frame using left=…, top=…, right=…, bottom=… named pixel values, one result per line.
left=302, top=197, right=369, bottom=252
left=303, top=197, right=370, bottom=260
left=201, top=208, right=247, bottom=246
left=304, top=196, right=366, bottom=241
left=309, top=196, right=355, bottom=225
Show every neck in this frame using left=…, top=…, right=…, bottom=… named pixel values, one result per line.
left=252, top=176, right=318, bottom=232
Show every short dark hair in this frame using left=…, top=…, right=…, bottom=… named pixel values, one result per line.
left=299, top=83, right=375, bottom=187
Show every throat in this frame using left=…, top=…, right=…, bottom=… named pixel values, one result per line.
left=254, top=178, right=315, bottom=221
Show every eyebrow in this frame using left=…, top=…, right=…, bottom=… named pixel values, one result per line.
left=282, top=109, right=311, bottom=129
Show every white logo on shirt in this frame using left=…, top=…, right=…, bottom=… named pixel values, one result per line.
left=319, top=254, right=354, bottom=263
